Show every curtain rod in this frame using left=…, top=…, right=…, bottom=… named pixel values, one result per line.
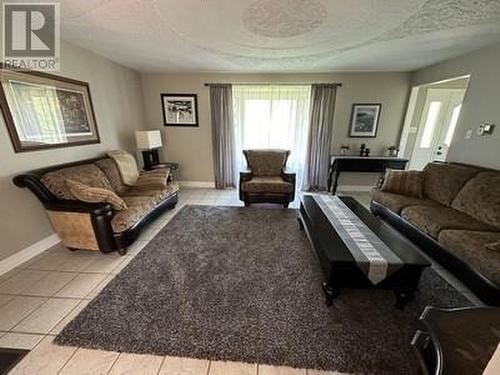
left=204, top=82, right=342, bottom=87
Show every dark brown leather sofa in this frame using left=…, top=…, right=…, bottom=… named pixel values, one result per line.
left=14, top=156, right=178, bottom=255
left=370, top=162, right=500, bottom=306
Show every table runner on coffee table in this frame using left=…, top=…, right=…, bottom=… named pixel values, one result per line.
left=311, top=194, right=403, bottom=284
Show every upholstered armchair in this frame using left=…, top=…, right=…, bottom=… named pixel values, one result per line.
left=239, top=149, right=296, bottom=207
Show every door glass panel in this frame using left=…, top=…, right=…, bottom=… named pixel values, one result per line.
left=420, top=101, right=441, bottom=148
left=444, top=104, right=462, bottom=146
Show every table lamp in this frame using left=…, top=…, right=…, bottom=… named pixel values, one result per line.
left=135, top=130, right=163, bottom=170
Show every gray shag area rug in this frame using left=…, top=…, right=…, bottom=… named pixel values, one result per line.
left=55, top=205, right=471, bottom=374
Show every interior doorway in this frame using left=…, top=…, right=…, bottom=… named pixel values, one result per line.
left=399, top=76, right=470, bottom=170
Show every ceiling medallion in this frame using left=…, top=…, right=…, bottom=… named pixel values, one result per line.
left=242, top=0, right=327, bottom=38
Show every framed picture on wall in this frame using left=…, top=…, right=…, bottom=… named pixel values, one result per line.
left=349, top=103, right=382, bottom=138
left=0, top=65, right=100, bottom=153
left=161, top=93, right=199, bottom=127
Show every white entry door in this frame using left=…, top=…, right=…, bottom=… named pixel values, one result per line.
left=409, top=88, right=465, bottom=170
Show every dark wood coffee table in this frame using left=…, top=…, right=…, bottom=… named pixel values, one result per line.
left=299, top=195, right=431, bottom=309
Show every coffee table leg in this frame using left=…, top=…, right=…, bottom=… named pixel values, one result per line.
left=322, top=282, right=340, bottom=306
left=297, top=217, right=304, bottom=231
left=395, top=288, right=416, bottom=310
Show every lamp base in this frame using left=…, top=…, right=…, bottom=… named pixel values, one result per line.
left=142, top=149, right=160, bottom=171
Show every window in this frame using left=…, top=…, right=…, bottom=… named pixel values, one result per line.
left=444, top=104, right=462, bottom=146
left=420, top=101, right=441, bottom=148
left=232, top=85, right=311, bottom=189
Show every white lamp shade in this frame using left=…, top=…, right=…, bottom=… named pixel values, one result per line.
left=135, top=130, right=163, bottom=149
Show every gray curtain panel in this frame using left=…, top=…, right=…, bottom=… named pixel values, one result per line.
left=209, top=84, right=236, bottom=189
left=305, top=84, right=337, bottom=191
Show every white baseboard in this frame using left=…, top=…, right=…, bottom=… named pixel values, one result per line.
left=178, top=181, right=216, bottom=188
left=0, top=233, right=60, bottom=277
left=337, top=185, right=373, bottom=192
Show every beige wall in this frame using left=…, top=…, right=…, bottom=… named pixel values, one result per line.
left=411, top=42, right=500, bottom=169
left=0, top=42, right=146, bottom=261
left=141, top=72, right=410, bottom=185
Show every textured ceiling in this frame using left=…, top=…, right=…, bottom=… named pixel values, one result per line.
left=60, top=0, right=500, bottom=73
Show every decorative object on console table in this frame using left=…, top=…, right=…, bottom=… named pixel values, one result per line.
left=349, top=103, right=381, bottom=138
left=0, top=65, right=100, bottom=152
left=135, top=130, right=163, bottom=170
left=161, top=93, right=199, bottom=127
left=327, top=155, right=408, bottom=194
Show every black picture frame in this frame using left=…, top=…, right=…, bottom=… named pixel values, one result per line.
left=348, top=103, right=382, bottom=138
left=161, top=93, right=199, bottom=127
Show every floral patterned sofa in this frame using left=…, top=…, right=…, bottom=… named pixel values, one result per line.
left=370, top=162, right=500, bottom=305
left=14, top=154, right=178, bottom=255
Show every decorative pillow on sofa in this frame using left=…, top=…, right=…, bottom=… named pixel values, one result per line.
left=134, top=168, right=170, bottom=190
left=381, top=169, right=423, bottom=198
left=66, top=180, right=128, bottom=210
left=41, top=164, right=114, bottom=200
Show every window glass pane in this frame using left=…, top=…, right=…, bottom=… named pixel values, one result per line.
left=444, top=104, right=461, bottom=146
left=420, top=101, right=441, bottom=148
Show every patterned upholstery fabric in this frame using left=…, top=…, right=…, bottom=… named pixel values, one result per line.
left=371, top=189, right=438, bottom=214
left=134, top=168, right=170, bottom=190
left=401, top=205, right=498, bottom=239
left=486, top=241, right=500, bottom=252
left=242, top=176, right=293, bottom=193
left=66, top=180, right=127, bottom=210
left=451, top=171, right=500, bottom=229
left=94, top=158, right=127, bottom=194
left=107, top=150, right=139, bottom=185
left=438, top=230, right=500, bottom=284
left=122, top=181, right=179, bottom=204
left=111, top=196, right=156, bottom=233
left=381, top=169, right=424, bottom=198
left=41, top=164, right=113, bottom=200
left=243, top=149, right=290, bottom=177
left=423, top=163, right=480, bottom=206
left=112, top=182, right=179, bottom=232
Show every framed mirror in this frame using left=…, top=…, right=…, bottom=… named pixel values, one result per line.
left=0, top=66, right=100, bottom=152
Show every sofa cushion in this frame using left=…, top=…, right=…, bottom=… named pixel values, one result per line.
left=423, top=163, right=480, bottom=206
left=94, top=158, right=127, bottom=194
left=371, top=189, right=438, bottom=214
left=451, top=171, right=500, bottom=229
left=41, top=164, right=113, bottom=200
left=111, top=182, right=179, bottom=233
left=401, top=205, right=498, bottom=239
left=107, top=150, right=139, bottom=185
left=243, top=149, right=290, bottom=176
left=67, top=180, right=127, bottom=210
left=438, top=230, right=500, bottom=285
left=242, top=176, right=293, bottom=193
left=134, top=168, right=170, bottom=190
left=122, top=181, right=179, bottom=204
left=111, top=196, right=156, bottom=233
left=381, top=169, right=424, bottom=198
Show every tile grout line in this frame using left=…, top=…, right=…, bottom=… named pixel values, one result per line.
left=156, top=355, right=167, bottom=375
left=105, top=351, right=122, bottom=374
left=56, top=345, right=79, bottom=375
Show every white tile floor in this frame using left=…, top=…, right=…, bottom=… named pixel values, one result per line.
left=0, top=187, right=482, bottom=374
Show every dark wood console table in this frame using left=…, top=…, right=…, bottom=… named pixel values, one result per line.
left=327, top=155, right=409, bottom=194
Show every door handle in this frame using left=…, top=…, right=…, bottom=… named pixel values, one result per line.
left=436, top=151, right=442, bottom=155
